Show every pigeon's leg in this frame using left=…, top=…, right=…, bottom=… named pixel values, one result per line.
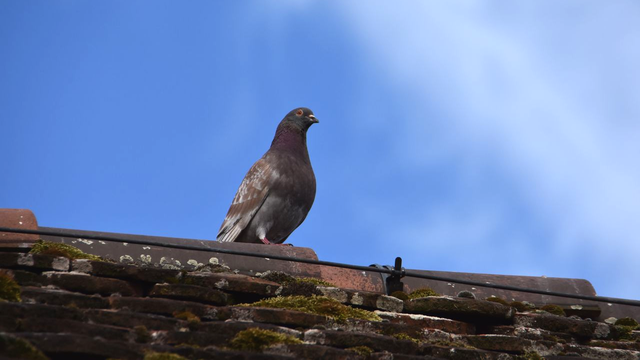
left=260, top=237, right=272, bottom=245
left=260, top=237, right=293, bottom=246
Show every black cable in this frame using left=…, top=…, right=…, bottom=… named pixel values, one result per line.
left=1, top=226, right=639, bottom=307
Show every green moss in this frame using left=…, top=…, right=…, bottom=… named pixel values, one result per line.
left=0, top=334, right=48, bottom=360
left=295, top=277, right=335, bottom=287
left=143, top=352, right=187, bottom=360
left=0, top=270, right=21, bottom=302
left=259, top=271, right=295, bottom=284
left=541, top=304, right=566, bottom=316
left=240, top=295, right=381, bottom=323
left=259, top=271, right=334, bottom=287
left=134, top=325, right=151, bottom=343
left=408, top=287, right=439, bottom=299
left=257, top=271, right=323, bottom=296
left=485, top=296, right=510, bottom=306
left=229, top=328, right=302, bottom=352
left=615, top=317, right=639, bottom=328
left=29, top=240, right=103, bottom=261
left=259, top=272, right=334, bottom=297
left=283, top=278, right=339, bottom=296
left=346, top=345, right=374, bottom=356
left=390, top=291, right=409, bottom=301
left=614, top=325, right=636, bottom=341
left=173, top=310, right=200, bottom=323
left=173, top=310, right=200, bottom=330
left=510, top=301, right=535, bottom=312
left=392, top=333, right=420, bottom=343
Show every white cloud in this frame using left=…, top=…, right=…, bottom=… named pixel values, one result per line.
left=338, top=2, right=640, bottom=298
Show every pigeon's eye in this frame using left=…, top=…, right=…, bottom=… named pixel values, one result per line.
left=296, top=109, right=304, bottom=116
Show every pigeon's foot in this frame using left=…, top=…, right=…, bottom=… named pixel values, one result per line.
left=260, top=237, right=293, bottom=246
left=260, top=237, right=272, bottom=245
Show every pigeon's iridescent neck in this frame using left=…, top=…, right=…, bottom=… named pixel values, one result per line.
left=270, top=125, right=310, bottom=161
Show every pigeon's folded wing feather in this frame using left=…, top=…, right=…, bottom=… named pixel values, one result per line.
left=216, top=158, right=272, bottom=242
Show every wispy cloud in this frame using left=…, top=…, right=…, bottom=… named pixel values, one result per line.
left=338, top=2, right=640, bottom=298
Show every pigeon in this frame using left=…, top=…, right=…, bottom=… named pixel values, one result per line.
left=216, top=107, right=319, bottom=245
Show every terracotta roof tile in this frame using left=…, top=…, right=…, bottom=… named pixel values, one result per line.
left=2, top=213, right=640, bottom=359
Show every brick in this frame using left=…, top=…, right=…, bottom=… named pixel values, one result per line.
left=369, top=353, right=440, bottom=360
left=73, top=259, right=182, bottom=283
left=43, top=271, right=139, bottom=296
left=514, top=313, right=600, bottom=340
left=562, top=343, right=640, bottom=360
left=149, top=283, right=229, bottom=305
left=183, top=272, right=282, bottom=297
left=148, top=344, right=295, bottom=360
left=270, top=343, right=366, bottom=360
left=168, top=321, right=302, bottom=348
left=487, top=325, right=574, bottom=343
left=376, top=311, right=475, bottom=335
left=0, top=252, right=20, bottom=266
left=20, top=286, right=110, bottom=309
left=16, top=317, right=131, bottom=341
left=318, top=287, right=404, bottom=313
left=10, top=269, right=49, bottom=286
left=16, top=333, right=143, bottom=360
left=21, top=253, right=70, bottom=271
left=85, top=308, right=181, bottom=330
left=0, top=315, right=20, bottom=332
left=164, top=330, right=229, bottom=348
left=463, top=334, right=531, bottom=354
left=0, top=301, right=85, bottom=322
left=426, top=344, right=512, bottom=360
left=230, top=306, right=328, bottom=329
left=109, top=296, right=221, bottom=320
left=588, top=340, right=640, bottom=351
left=404, top=296, right=514, bottom=324
left=304, top=329, right=420, bottom=355
left=316, top=286, right=349, bottom=302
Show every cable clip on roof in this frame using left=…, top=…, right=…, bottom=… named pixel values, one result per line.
left=371, top=257, right=405, bottom=295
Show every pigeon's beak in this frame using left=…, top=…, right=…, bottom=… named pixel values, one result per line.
left=308, top=114, right=319, bottom=124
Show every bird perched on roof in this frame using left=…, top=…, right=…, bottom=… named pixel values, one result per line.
left=216, top=107, right=319, bottom=245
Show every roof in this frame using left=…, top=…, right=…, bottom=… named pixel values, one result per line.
left=2, top=208, right=640, bottom=360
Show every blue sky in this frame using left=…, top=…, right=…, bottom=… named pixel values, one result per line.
left=2, top=2, right=639, bottom=300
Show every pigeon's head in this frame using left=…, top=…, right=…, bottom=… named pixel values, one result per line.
left=281, top=107, right=319, bottom=131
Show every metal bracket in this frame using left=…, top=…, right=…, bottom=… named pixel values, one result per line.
left=370, top=257, right=405, bottom=295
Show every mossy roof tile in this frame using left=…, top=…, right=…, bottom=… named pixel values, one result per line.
left=1, top=241, right=640, bottom=360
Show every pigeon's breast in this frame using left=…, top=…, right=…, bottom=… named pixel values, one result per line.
left=251, top=152, right=316, bottom=243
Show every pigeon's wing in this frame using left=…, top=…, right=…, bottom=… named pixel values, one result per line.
left=216, top=157, right=273, bottom=242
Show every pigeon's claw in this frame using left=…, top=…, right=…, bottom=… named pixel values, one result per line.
left=260, top=237, right=272, bottom=245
